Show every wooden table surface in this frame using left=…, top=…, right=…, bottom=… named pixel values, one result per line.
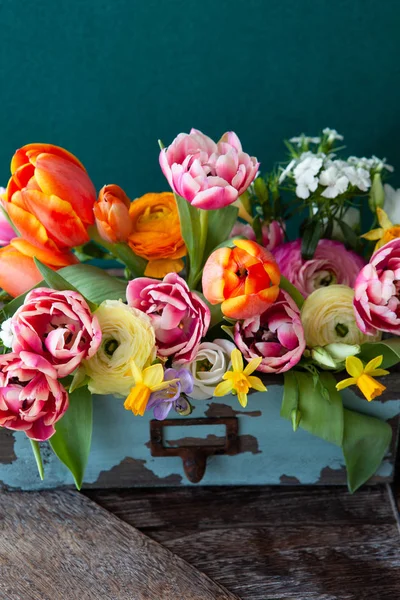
left=86, top=485, right=400, bottom=600
left=0, top=484, right=398, bottom=599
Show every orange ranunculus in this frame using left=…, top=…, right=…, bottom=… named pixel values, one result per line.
left=5, top=143, right=97, bottom=252
left=202, top=239, right=280, bottom=319
left=128, top=192, right=186, bottom=278
left=94, top=184, right=133, bottom=243
left=0, top=239, right=78, bottom=297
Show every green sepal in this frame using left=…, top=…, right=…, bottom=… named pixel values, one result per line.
left=49, top=386, right=92, bottom=490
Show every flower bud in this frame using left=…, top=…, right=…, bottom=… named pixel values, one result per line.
left=94, top=184, right=133, bottom=243
left=369, top=173, right=385, bottom=212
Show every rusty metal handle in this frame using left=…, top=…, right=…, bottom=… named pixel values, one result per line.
left=149, top=417, right=239, bottom=483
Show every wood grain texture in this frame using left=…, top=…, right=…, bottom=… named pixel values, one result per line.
left=86, top=486, right=400, bottom=600
left=0, top=490, right=239, bottom=600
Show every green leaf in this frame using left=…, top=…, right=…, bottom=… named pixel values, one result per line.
left=34, top=259, right=98, bottom=312
left=281, top=371, right=344, bottom=446
left=203, top=205, right=239, bottom=259
left=175, top=193, right=204, bottom=287
left=301, top=220, right=322, bottom=259
left=359, top=337, right=400, bottom=369
left=49, top=386, right=92, bottom=490
left=342, top=408, right=392, bottom=493
left=59, top=264, right=127, bottom=304
left=279, top=275, right=305, bottom=309
left=29, top=439, right=44, bottom=480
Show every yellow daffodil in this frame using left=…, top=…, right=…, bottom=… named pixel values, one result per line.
left=361, top=207, right=400, bottom=250
left=213, top=349, right=267, bottom=407
left=335, top=355, right=389, bottom=402
left=124, top=362, right=176, bottom=416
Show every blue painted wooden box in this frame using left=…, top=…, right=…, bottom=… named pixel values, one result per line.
left=0, top=377, right=399, bottom=490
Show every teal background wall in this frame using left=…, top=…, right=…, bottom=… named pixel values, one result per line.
left=0, top=0, right=399, bottom=196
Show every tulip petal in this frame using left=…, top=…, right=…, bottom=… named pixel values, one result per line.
left=10, top=238, right=78, bottom=267
left=34, top=153, right=96, bottom=224
left=11, top=143, right=86, bottom=173
left=0, top=245, right=43, bottom=297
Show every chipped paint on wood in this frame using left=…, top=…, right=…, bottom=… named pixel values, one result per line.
left=0, top=384, right=398, bottom=490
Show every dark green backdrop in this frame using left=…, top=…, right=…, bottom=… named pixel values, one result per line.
left=1, top=0, right=399, bottom=195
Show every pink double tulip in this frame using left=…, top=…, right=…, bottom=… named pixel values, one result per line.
left=0, top=353, right=68, bottom=441
left=10, top=288, right=102, bottom=378
left=127, top=273, right=210, bottom=362
left=159, top=129, right=259, bottom=210
left=354, top=238, right=400, bottom=334
left=234, top=290, right=305, bottom=373
left=231, top=220, right=285, bottom=252
left=273, top=239, right=365, bottom=297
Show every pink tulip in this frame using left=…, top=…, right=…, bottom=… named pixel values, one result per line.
left=0, top=352, right=68, bottom=441
left=10, top=288, right=102, bottom=378
left=354, top=238, right=400, bottom=334
left=273, top=239, right=364, bottom=297
left=234, top=290, right=305, bottom=373
left=126, top=273, right=210, bottom=362
left=0, top=193, right=14, bottom=247
left=159, top=129, right=259, bottom=210
left=231, top=220, right=285, bottom=252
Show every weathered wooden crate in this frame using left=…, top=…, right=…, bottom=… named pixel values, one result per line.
left=0, top=374, right=399, bottom=489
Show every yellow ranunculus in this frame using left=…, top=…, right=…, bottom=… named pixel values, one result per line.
left=83, top=300, right=156, bottom=396
left=300, top=285, right=381, bottom=348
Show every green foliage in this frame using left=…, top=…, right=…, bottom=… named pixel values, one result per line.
left=359, top=337, right=400, bottom=369
left=279, top=275, right=305, bottom=309
left=29, top=439, right=44, bottom=480
left=301, top=219, right=323, bottom=259
left=49, top=386, right=92, bottom=490
left=282, top=370, right=393, bottom=492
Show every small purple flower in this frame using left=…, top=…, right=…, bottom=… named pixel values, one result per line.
left=146, top=368, right=194, bottom=420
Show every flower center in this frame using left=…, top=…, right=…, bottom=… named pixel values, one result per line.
left=197, top=358, right=213, bottom=373
left=104, top=338, right=119, bottom=356
left=316, top=270, right=337, bottom=288
left=335, top=323, right=349, bottom=338
left=232, top=372, right=250, bottom=394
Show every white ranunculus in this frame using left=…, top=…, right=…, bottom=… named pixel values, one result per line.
left=177, top=339, right=235, bottom=401
left=0, top=318, right=14, bottom=348
left=384, top=184, right=400, bottom=224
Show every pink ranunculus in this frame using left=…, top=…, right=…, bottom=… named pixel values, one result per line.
left=231, top=220, right=285, bottom=252
left=10, top=288, right=102, bottom=378
left=126, top=273, right=211, bottom=363
left=234, top=290, right=305, bottom=373
left=0, top=352, right=68, bottom=441
left=354, top=238, right=400, bottom=334
left=159, top=129, right=259, bottom=210
left=273, top=239, right=364, bottom=298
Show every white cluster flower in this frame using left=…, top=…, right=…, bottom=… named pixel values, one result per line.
left=293, top=152, right=324, bottom=199
left=322, top=128, right=344, bottom=142
left=319, top=165, right=349, bottom=198
left=0, top=318, right=14, bottom=348
left=278, top=159, right=296, bottom=184
left=347, top=155, right=394, bottom=173
left=289, top=134, right=321, bottom=146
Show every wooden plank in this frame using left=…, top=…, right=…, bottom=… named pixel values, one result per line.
left=0, top=490, right=239, bottom=600
left=86, top=486, right=400, bottom=600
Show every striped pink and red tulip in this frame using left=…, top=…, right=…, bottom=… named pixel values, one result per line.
left=127, top=273, right=210, bottom=363
left=10, top=288, right=102, bottom=378
left=0, top=352, right=68, bottom=441
left=234, top=290, right=305, bottom=373
left=159, top=129, right=259, bottom=210
left=354, top=238, right=400, bottom=335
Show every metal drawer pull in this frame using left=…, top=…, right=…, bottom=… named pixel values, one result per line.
left=149, top=417, right=239, bottom=483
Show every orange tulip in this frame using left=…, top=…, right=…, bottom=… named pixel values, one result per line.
left=94, top=184, right=133, bottom=243
left=5, top=143, right=97, bottom=252
left=202, top=239, right=280, bottom=319
left=128, top=192, right=186, bottom=278
left=0, top=239, right=78, bottom=297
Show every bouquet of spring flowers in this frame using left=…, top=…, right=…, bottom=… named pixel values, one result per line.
left=0, top=128, right=399, bottom=491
